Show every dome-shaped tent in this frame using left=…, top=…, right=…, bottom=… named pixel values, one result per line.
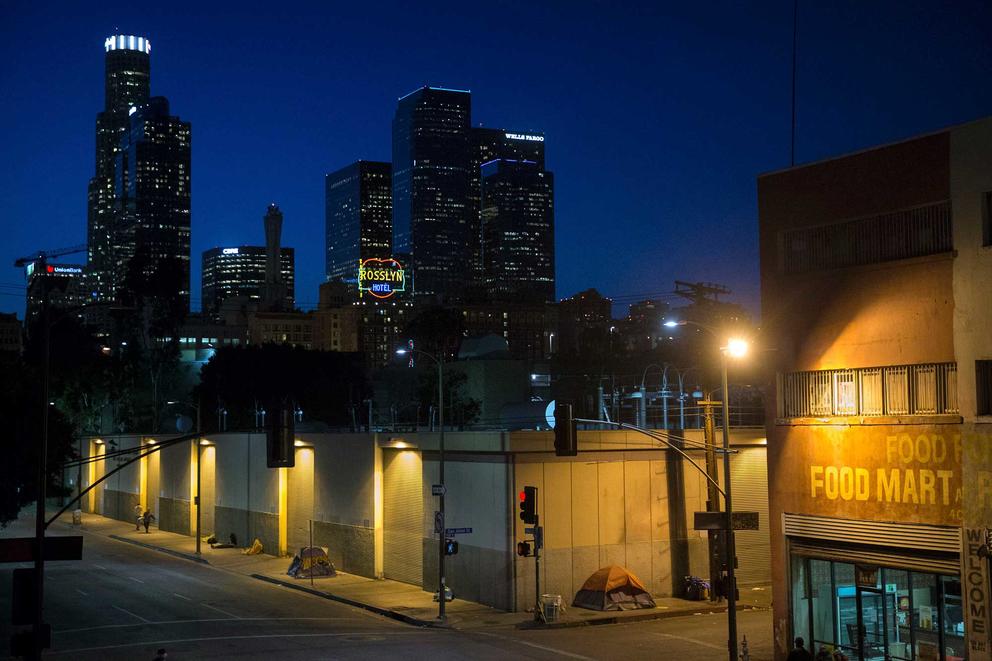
left=572, top=565, right=656, bottom=611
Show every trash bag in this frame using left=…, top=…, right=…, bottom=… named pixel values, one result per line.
left=287, top=555, right=302, bottom=577
left=242, top=538, right=264, bottom=555
left=682, top=575, right=710, bottom=601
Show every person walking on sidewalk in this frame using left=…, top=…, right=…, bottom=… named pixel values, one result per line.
left=787, top=637, right=813, bottom=661
left=142, top=509, right=155, bottom=533
left=134, top=504, right=143, bottom=530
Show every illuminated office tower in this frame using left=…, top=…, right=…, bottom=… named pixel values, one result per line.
left=325, top=161, right=392, bottom=284
left=113, top=96, right=191, bottom=308
left=469, top=127, right=546, bottom=288
left=201, top=246, right=295, bottom=315
left=87, top=35, right=152, bottom=302
left=480, top=159, right=555, bottom=303
left=392, top=86, right=472, bottom=300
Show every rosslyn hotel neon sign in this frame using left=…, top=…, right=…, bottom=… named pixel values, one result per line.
left=358, top=258, right=406, bottom=299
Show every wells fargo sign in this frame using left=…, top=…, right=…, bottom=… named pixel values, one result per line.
left=358, top=258, right=405, bottom=299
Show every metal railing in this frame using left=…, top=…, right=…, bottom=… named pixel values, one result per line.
left=782, top=201, right=952, bottom=274
left=778, top=362, right=958, bottom=418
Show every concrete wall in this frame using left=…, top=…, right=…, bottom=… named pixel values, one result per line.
left=511, top=447, right=711, bottom=610
left=421, top=452, right=513, bottom=610
left=310, top=433, right=376, bottom=577
left=950, top=118, right=992, bottom=660
left=157, top=436, right=192, bottom=535
left=211, top=433, right=280, bottom=553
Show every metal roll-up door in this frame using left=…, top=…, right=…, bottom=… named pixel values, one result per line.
left=731, top=446, right=771, bottom=585
left=383, top=449, right=423, bottom=586
left=783, top=513, right=961, bottom=575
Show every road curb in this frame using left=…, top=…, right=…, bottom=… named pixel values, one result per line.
left=520, top=603, right=767, bottom=630
left=108, top=534, right=210, bottom=564
left=249, top=574, right=442, bottom=628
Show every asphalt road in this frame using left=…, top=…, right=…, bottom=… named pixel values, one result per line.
left=0, top=526, right=773, bottom=660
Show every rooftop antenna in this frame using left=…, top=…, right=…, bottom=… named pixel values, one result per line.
left=790, top=0, right=799, bottom=167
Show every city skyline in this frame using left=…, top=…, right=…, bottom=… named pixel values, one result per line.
left=4, top=2, right=992, bottom=317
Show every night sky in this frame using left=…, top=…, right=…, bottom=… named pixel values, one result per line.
left=3, top=1, right=991, bottom=318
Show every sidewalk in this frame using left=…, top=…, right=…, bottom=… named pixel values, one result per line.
left=53, top=510, right=772, bottom=631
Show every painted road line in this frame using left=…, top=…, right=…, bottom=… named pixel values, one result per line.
left=650, top=631, right=725, bottom=652
left=75, top=589, right=88, bottom=597
left=200, top=602, right=240, bottom=619
left=172, top=592, right=191, bottom=601
left=92, top=564, right=107, bottom=570
left=128, top=576, right=145, bottom=583
left=55, top=617, right=358, bottom=635
left=112, top=605, right=152, bottom=624
left=47, top=631, right=433, bottom=655
left=470, top=631, right=596, bottom=660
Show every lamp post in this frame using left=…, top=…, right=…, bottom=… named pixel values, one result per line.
left=166, top=400, right=203, bottom=554
left=396, top=346, right=447, bottom=621
left=665, top=319, right=749, bottom=661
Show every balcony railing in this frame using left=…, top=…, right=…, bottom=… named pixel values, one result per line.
left=778, top=363, right=958, bottom=418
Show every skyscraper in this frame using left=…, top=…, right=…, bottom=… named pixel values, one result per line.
left=113, top=96, right=191, bottom=307
left=480, top=159, right=555, bottom=302
left=392, top=86, right=472, bottom=300
left=325, top=161, right=392, bottom=284
left=87, top=35, right=152, bottom=302
left=469, top=128, right=546, bottom=289
left=201, top=246, right=294, bottom=315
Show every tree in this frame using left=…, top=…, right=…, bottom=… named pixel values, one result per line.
left=115, top=252, right=190, bottom=431
left=0, top=358, right=77, bottom=527
left=415, top=366, right=481, bottom=430
left=197, top=344, right=369, bottom=432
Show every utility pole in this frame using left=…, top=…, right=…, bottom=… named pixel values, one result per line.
left=436, top=353, right=446, bottom=621
left=701, top=398, right=722, bottom=601
left=720, top=354, right=739, bottom=661
left=32, top=279, right=51, bottom=659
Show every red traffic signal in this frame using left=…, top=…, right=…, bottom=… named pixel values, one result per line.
left=519, top=485, right=537, bottom=524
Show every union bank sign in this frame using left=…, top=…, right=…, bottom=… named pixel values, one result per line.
left=358, top=258, right=406, bottom=299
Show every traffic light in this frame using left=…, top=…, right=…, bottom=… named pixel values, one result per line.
left=519, top=486, right=537, bottom=524
left=516, top=540, right=531, bottom=557
left=553, top=403, right=577, bottom=456
left=444, top=539, right=459, bottom=556
left=266, top=398, right=296, bottom=468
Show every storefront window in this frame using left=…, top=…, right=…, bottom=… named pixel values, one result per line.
left=914, top=573, right=941, bottom=659
left=940, top=576, right=965, bottom=659
left=810, top=559, right=837, bottom=651
left=790, top=554, right=965, bottom=661
left=884, top=568, right=912, bottom=661
left=792, top=557, right=810, bottom=646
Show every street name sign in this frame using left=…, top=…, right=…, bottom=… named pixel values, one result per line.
left=693, top=511, right=760, bottom=531
left=444, top=528, right=473, bottom=535
left=0, top=536, right=83, bottom=563
left=431, top=484, right=446, bottom=496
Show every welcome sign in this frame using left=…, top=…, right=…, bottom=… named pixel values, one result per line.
left=358, top=258, right=406, bottom=299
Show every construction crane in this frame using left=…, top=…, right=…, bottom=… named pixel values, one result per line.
left=14, top=244, right=87, bottom=277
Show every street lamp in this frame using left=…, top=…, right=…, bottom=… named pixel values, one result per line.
left=665, top=319, right=749, bottom=661
left=166, top=400, right=203, bottom=555
left=395, top=346, right=448, bottom=621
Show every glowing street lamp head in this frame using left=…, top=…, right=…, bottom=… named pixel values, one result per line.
left=725, top=338, right=749, bottom=358
left=395, top=348, right=408, bottom=356
left=663, top=320, right=682, bottom=328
